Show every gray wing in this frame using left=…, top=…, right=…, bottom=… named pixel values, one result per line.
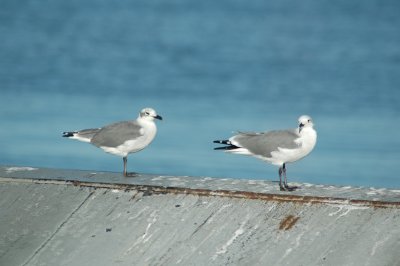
left=72, top=128, right=100, bottom=139
left=90, top=121, right=143, bottom=147
left=232, top=129, right=300, bottom=157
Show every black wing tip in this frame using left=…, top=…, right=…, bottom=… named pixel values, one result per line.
left=62, top=131, right=75, bottom=138
left=214, top=146, right=235, bottom=151
left=213, top=139, right=239, bottom=150
left=213, top=140, right=230, bottom=145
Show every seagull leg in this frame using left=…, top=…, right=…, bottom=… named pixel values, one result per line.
left=123, top=156, right=137, bottom=177
left=123, top=157, right=127, bottom=177
left=283, top=163, right=298, bottom=191
left=283, top=163, right=288, bottom=188
left=279, top=166, right=286, bottom=191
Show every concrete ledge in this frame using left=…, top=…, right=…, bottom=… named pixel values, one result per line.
left=1, top=165, right=400, bottom=205
left=1, top=166, right=400, bottom=266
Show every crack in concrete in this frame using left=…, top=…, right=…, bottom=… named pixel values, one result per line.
left=21, top=191, right=94, bottom=266
left=191, top=211, right=215, bottom=237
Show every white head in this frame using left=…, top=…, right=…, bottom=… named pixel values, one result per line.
left=298, top=115, right=314, bottom=133
left=139, top=108, right=163, bottom=121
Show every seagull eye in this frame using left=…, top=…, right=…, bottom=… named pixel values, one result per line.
left=308, top=119, right=310, bottom=122
left=145, top=112, right=150, bottom=115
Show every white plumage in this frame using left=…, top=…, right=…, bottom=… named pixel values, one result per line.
left=214, top=115, right=317, bottom=191
left=63, top=107, right=162, bottom=176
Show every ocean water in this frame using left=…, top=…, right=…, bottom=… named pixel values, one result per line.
left=1, top=0, right=400, bottom=188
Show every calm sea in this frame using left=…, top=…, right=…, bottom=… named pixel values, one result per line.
left=1, top=0, right=400, bottom=188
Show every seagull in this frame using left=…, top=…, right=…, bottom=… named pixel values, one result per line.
left=214, top=115, right=317, bottom=191
left=63, top=107, right=162, bottom=176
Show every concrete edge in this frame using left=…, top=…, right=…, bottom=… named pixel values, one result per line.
left=1, top=177, right=399, bottom=209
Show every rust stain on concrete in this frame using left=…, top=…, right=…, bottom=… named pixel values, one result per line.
left=279, top=215, right=300, bottom=231
left=58, top=180, right=400, bottom=209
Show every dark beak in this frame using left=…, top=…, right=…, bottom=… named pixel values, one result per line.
left=299, top=123, right=304, bottom=132
left=154, top=115, right=163, bottom=120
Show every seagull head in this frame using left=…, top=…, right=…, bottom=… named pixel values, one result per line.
left=139, top=108, right=163, bottom=121
left=298, top=115, right=314, bottom=133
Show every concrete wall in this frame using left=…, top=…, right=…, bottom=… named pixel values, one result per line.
left=1, top=166, right=400, bottom=266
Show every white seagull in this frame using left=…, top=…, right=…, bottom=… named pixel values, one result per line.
left=63, top=107, right=162, bottom=176
left=214, top=115, right=317, bottom=191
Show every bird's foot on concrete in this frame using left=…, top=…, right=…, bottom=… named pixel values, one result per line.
left=124, top=172, right=138, bottom=177
left=280, top=184, right=299, bottom=192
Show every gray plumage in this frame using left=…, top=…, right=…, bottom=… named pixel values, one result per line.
left=62, top=107, right=162, bottom=177
left=90, top=121, right=143, bottom=148
left=232, top=129, right=300, bottom=158
left=75, top=128, right=100, bottom=139
left=214, top=115, right=317, bottom=191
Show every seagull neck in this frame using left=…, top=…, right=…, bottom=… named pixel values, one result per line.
left=137, top=116, right=155, bottom=127
left=299, top=126, right=315, bottom=135
left=298, top=127, right=317, bottom=147
left=137, top=116, right=146, bottom=122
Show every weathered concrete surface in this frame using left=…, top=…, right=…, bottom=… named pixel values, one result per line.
left=1, top=166, right=400, bottom=266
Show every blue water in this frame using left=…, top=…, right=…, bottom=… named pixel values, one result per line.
left=1, top=0, right=400, bottom=188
